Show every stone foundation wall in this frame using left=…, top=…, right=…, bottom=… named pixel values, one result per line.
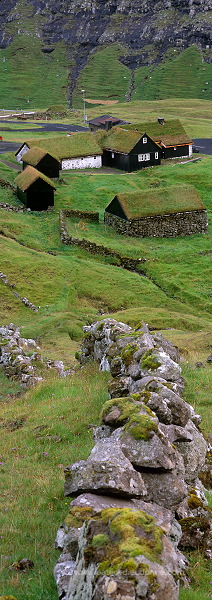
left=104, top=210, right=208, bottom=237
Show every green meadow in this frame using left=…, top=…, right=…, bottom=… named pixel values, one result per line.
left=0, top=102, right=211, bottom=599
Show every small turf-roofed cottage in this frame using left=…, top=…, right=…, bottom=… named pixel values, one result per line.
left=15, top=133, right=103, bottom=170
left=104, top=185, right=208, bottom=237
left=15, top=166, right=56, bottom=211
left=101, top=127, right=161, bottom=171
left=22, top=146, right=61, bottom=178
left=120, top=120, right=193, bottom=159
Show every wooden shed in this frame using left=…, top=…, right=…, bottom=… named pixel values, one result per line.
left=22, top=146, right=61, bottom=178
left=104, top=185, right=208, bottom=237
left=120, top=120, right=193, bottom=159
left=15, top=166, right=56, bottom=211
left=88, top=114, right=128, bottom=132
left=101, top=127, right=161, bottom=172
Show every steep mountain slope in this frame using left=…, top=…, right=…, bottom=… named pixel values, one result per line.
left=0, top=1, right=212, bottom=107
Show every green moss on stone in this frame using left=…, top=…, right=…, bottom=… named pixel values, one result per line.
left=121, top=343, right=139, bottom=366
left=92, top=533, right=110, bottom=547
left=124, top=414, right=158, bottom=441
left=90, top=507, right=163, bottom=575
left=141, top=350, right=161, bottom=371
left=101, top=396, right=140, bottom=424
left=140, top=391, right=152, bottom=403
left=188, top=492, right=204, bottom=509
left=64, top=506, right=93, bottom=528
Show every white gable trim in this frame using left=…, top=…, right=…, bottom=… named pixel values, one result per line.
left=16, top=143, right=30, bottom=163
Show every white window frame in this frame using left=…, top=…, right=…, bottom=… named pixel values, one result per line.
left=155, top=152, right=158, bottom=159
left=138, top=153, right=150, bottom=162
left=143, top=137, right=147, bottom=144
left=111, top=152, right=114, bottom=158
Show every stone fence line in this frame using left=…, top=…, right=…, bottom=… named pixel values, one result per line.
left=59, top=210, right=146, bottom=272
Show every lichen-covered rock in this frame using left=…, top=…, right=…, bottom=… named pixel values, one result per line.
left=152, top=333, right=181, bottom=363
left=111, top=426, right=178, bottom=471
left=174, top=419, right=207, bottom=484
left=144, top=383, right=192, bottom=427
left=54, top=552, right=76, bottom=600
left=108, top=376, right=133, bottom=398
left=64, top=439, right=147, bottom=498
left=141, top=452, right=187, bottom=511
left=57, top=318, right=209, bottom=600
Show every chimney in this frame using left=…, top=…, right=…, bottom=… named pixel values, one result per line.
left=158, top=117, right=165, bottom=125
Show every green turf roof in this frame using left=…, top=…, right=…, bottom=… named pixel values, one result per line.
left=102, top=126, right=145, bottom=153
left=23, top=146, right=60, bottom=165
left=107, top=185, right=205, bottom=219
left=120, top=120, right=192, bottom=146
left=15, top=166, right=56, bottom=191
left=22, top=132, right=103, bottom=159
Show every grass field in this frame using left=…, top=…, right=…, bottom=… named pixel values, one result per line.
left=0, top=109, right=211, bottom=599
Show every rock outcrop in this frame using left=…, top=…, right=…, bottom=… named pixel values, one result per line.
left=55, top=319, right=211, bottom=600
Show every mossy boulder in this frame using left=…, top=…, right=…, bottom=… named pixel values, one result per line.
left=64, top=507, right=183, bottom=600
left=85, top=507, right=164, bottom=572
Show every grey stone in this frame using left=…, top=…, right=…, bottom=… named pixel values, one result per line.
left=64, top=439, right=147, bottom=498
left=140, top=349, right=182, bottom=382
left=111, top=427, right=177, bottom=471
left=146, top=384, right=192, bottom=427
left=108, top=376, right=132, bottom=398
left=175, top=419, right=207, bottom=484
left=141, top=452, right=187, bottom=510
left=54, top=552, right=76, bottom=600
left=152, top=333, right=181, bottom=363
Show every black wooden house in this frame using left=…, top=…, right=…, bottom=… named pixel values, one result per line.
left=22, top=146, right=61, bottom=178
left=15, top=166, right=56, bottom=211
left=120, top=120, right=193, bottom=160
left=101, top=127, right=161, bottom=172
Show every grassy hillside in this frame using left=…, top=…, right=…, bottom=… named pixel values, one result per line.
left=0, top=37, right=212, bottom=109
left=133, top=46, right=212, bottom=102
left=0, top=36, right=69, bottom=110
left=0, top=120, right=211, bottom=599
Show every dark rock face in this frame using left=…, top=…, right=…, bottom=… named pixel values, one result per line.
left=1, top=0, right=212, bottom=102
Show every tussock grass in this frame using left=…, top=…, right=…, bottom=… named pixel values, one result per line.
left=0, top=364, right=109, bottom=600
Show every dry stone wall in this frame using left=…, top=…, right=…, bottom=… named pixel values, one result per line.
left=54, top=319, right=211, bottom=600
left=59, top=210, right=145, bottom=271
left=104, top=210, right=208, bottom=237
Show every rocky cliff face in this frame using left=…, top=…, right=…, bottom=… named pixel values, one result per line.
left=0, top=0, right=211, bottom=105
